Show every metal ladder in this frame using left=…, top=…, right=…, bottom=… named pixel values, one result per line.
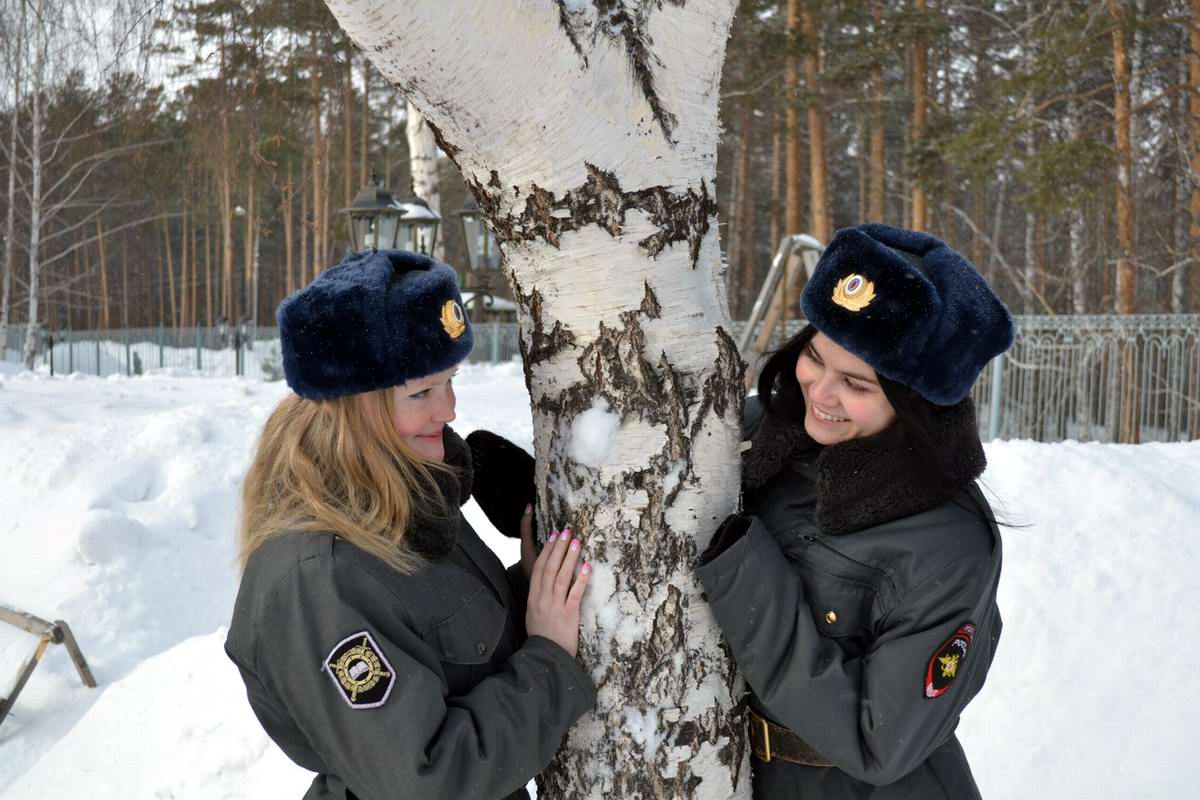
left=737, top=234, right=825, bottom=389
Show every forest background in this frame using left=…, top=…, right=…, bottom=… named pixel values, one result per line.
left=1, top=0, right=1197, bottom=347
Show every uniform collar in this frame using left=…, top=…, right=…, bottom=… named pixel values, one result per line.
left=405, top=425, right=474, bottom=559
left=743, top=397, right=987, bottom=535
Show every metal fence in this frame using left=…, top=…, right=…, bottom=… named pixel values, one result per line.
left=738, top=314, right=1200, bottom=444
left=4, top=321, right=523, bottom=381
left=7, top=315, right=1198, bottom=443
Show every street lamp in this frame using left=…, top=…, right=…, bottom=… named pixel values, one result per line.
left=393, top=195, right=441, bottom=256
left=340, top=177, right=405, bottom=252
left=456, top=197, right=502, bottom=271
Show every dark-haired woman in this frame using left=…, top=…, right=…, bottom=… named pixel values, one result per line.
left=697, top=223, right=1012, bottom=799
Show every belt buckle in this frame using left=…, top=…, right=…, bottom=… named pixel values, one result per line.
left=758, top=714, right=772, bottom=763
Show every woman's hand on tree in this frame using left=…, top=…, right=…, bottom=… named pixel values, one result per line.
left=526, top=528, right=590, bottom=657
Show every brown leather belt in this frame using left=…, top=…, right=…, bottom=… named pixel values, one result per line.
left=747, top=708, right=835, bottom=767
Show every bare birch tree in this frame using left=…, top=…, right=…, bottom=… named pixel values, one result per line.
left=321, top=1, right=748, bottom=797
left=0, top=0, right=24, bottom=355
left=405, top=99, right=442, bottom=259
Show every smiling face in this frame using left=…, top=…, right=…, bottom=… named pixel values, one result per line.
left=391, top=365, right=459, bottom=462
left=794, top=332, right=897, bottom=445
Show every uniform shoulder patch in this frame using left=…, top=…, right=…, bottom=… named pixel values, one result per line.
left=323, top=630, right=395, bottom=709
left=924, top=622, right=975, bottom=699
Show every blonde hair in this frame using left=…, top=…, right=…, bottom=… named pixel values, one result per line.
left=238, top=388, right=451, bottom=574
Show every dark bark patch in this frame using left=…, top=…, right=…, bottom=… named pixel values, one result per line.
left=555, top=0, right=588, bottom=65
left=422, top=117, right=460, bottom=161
left=591, top=0, right=682, bottom=141
left=640, top=281, right=661, bottom=318
left=516, top=284, right=577, bottom=368
left=689, top=325, right=746, bottom=443
left=470, top=164, right=716, bottom=268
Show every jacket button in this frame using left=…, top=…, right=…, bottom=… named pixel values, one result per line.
left=476, top=642, right=488, bottom=656
left=825, top=610, right=838, bottom=624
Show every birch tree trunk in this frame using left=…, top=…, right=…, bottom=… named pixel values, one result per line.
left=121, top=233, right=130, bottom=329
left=343, top=62, right=354, bottom=209
left=405, top=100, right=442, bottom=259
left=311, top=43, right=325, bottom=284
left=1066, top=100, right=1088, bottom=315
left=322, top=2, right=747, bottom=797
left=1, top=70, right=18, bottom=354
left=220, top=112, right=235, bottom=322
left=21, top=0, right=46, bottom=369
left=361, top=59, right=370, bottom=187
left=98, top=220, right=110, bottom=329
left=1023, top=129, right=1038, bottom=314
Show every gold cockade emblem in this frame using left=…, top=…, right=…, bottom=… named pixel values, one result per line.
left=831, top=273, right=876, bottom=312
left=938, top=653, right=960, bottom=679
left=440, top=299, right=466, bottom=339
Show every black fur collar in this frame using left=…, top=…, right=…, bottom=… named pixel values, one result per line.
left=744, top=397, right=986, bottom=535
left=405, top=425, right=474, bottom=559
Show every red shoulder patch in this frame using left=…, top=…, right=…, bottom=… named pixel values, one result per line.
left=924, top=623, right=975, bottom=699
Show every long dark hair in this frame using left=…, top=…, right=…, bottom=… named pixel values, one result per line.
left=756, top=324, right=969, bottom=497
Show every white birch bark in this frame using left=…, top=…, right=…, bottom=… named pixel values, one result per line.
left=1173, top=35, right=1189, bottom=314
left=21, top=0, right=45, bottom=369
left=322, top=2, right=747, bottom=797
left=0, top=2, right=22, bottom=357
left=1066, top=100, right=1087, bottom=315
left=405, top=100, right=443, bottom=259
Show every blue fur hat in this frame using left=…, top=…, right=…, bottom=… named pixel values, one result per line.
left=278, top=249, right=474, bottom=400
left=800, top=224, right=1013, bottom=406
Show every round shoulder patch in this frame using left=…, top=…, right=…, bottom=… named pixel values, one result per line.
left=924, top=622, right=975, bottom=699
left=324, top=630, right=395, bottom=709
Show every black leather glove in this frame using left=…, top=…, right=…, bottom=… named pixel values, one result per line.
left=466, top=429, right=537, bottom=539
left=699, top=513, right=752, bottom=565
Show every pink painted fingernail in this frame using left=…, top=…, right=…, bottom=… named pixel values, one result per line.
left=581, top=562, right=591, bottom=575
left=570, top=539, right=580, bottom=552
left=524, top=503, right=533, bottom=515
left=560, top=529, right=571, bottom=541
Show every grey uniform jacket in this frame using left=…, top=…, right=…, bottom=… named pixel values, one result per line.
left=225, top=432, right=596, bottom=800
left=697, top=396, right=1002, bottom=799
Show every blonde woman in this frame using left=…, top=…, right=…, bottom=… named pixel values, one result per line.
left=225, top=250, right=594, bottom=800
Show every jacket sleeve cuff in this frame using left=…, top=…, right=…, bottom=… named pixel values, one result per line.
left=521, top=635, right=598, bottom=709
left=696, top=516, right=783, bottom=595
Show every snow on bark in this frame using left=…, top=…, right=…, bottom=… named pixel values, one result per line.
left=322, top=1, right=748, bottom=797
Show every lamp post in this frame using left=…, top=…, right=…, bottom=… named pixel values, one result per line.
left=455, top=197, right=503, bottom=319
left=456, top=197, right=502, bottom=271
left=340, top=176, right=441, bottom=256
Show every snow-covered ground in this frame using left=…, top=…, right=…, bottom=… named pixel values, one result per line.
left=1, top=360, right=1197, bottom=799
